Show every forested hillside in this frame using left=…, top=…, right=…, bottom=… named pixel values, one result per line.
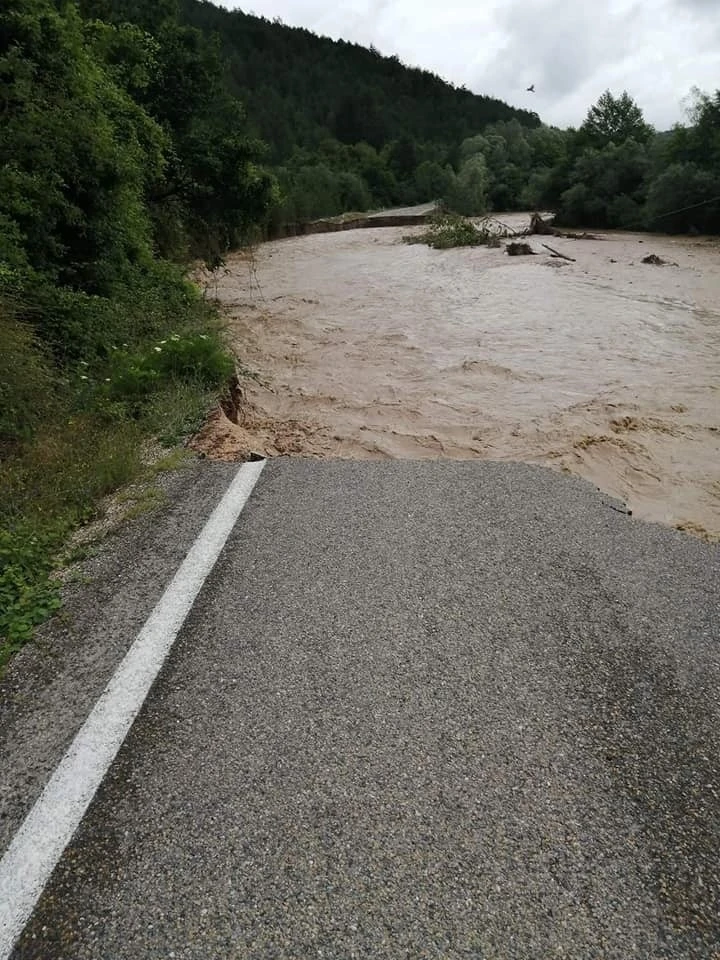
left=178, top=0, right=540, bottom=155
left=177, top=0, right=541, bottom=224
left=174, top=0, right=720, bottom=233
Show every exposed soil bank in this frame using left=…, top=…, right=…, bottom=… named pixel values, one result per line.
left=195, top=214, right=720, bottom=539
left=269, top=202, right=439, bottom=238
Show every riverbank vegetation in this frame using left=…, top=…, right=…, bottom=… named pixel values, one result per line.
left=2, top=0, right=720, bottom=665
left=406, top=215, right=508, bottom=250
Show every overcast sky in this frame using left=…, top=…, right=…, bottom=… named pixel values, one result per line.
left=217, top=0, right=719, bottom=130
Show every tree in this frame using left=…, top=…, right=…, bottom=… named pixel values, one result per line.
left=527, top=125, right=567, bottom=169
left=78, top=0, right=178, bottom=32
left=555, top=139, right=650, bottom=228
left=0, top=0, right=166, bottom=296
left=90, top=11, right=277, bottom=260
left=485, top=119, right=532, bottom=170
left=333, top=91, right=389, bottom=149
left=573, top=140, right=649, bottom=201
left=519, top=168, right=552, bottom=210
left=336, top=171, right=372, bottom=212
left=557, top=183, right=604, bottom=227
left=581, top=90, right=653, bottom=147
left=350, top=143, right=398, bottom=206
left=445, top=155, right=489, bottom=216
left=665, top=89, right=720, bottom=172
left=459, top=134, right=489, bottom=164
left=414, top=161, right=453, bottom=202
left=176, top=0, right=540, bottom=164
left=645, top=163, right=720, bottom=233
left=386, top=136, right=418, bottom=180
left=289, top=165, right=342, bottom=220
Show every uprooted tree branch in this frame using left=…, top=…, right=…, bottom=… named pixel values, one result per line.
left=405, top=211, right=602, bottom=252
left=524, top=213, right=602, bottom=241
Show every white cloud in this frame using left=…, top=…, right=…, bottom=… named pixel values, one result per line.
left=220, top=0, right=720, bottom=128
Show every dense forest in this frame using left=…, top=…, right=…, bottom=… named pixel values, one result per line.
left=177, top=0, right=541, bottom=224
left=177, top=0, right=720, bottom=233
left=1, top=0, right=719, bottom=662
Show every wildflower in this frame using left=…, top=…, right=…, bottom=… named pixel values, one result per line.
left=80, top=375, right=88, bottom=381
left=159, top=340, right=167, bottom=345
left=199, top=334, right=209, bottom=340
left=105, top=378, right=111, bottom=382
left=154, top=346, right=162, bottom=353
left=80, top=361, right=89, bottom=367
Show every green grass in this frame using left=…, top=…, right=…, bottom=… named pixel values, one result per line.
left=0, top=305, right=236, bottom=673
left=0, top=414, right=143, bottom=671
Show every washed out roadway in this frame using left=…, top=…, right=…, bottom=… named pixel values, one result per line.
left=9, top=459, right=720, bottom=958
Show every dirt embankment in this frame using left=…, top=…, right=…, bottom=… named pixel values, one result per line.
left=269, top=202, right=439, bottom=239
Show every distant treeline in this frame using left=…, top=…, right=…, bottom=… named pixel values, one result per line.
left=178, top=1, right=720, bottom=235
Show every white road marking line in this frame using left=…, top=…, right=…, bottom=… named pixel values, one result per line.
left=0, top=459, right=266, bottom=958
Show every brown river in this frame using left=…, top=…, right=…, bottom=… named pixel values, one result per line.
left=197, top=215, right=720, bottom=540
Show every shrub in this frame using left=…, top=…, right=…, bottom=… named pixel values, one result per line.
left=405, top=213, right=502, bottom=249
left=0, top=307, right=58, bottom=444
left=0, top=522, right=63, bottom=667
left=0, top=415, right=142, bottom=669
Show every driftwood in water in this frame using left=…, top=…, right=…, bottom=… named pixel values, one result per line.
left=526, top=212, right=602, bottom=241
left=527, top=213, right=558, bottom=236
left=506, top=241, right=535, bottom=256
left=641, top=253, right=677, bottom=266
left=541, top=243, right=576, bottom=262
left=479, top=216, right=521, bottom=238
left=566, top=231, right=603, bottom=240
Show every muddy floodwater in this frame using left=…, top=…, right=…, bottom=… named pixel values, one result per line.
left=203, top=215, right=720, bottom=539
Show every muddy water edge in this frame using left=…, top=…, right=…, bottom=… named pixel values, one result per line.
left=194, top=217, right=720, bottom=540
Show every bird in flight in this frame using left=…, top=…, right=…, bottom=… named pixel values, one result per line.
left=526, top=84, right=535, bottom=93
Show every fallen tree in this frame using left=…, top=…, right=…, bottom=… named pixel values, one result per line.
left=405, top=213, right=504, bottom=249
left=541, top=243, right=576, bottom=262
left=527, top=213, right=558, bottom=236
left=526, top=213, right=602, bottom=241
left=506, top=241, right=535, bottom=256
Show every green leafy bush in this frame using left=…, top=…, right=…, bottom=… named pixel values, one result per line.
left=406, top=213, right=502, bottom=249
left=0, top=523, right=63, bottom=668
left=0, top=0, right=263, bottom=669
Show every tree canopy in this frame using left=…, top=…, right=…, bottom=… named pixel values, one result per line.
left=580, top=90, right=654, bottom=147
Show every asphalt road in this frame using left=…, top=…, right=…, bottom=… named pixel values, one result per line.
left=6, top=459, right=720, bottom=958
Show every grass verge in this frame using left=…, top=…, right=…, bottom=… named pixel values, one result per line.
left=0, top=297, right=234, bottom=674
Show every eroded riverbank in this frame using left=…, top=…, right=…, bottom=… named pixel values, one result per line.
left=195, top=217, right=720, bottom=539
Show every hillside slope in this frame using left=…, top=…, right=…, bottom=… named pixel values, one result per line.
left=179, top=0, right=540, bottom=161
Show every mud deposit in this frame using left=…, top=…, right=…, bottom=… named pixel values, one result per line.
left=195, top=216, right=720, bottom=539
